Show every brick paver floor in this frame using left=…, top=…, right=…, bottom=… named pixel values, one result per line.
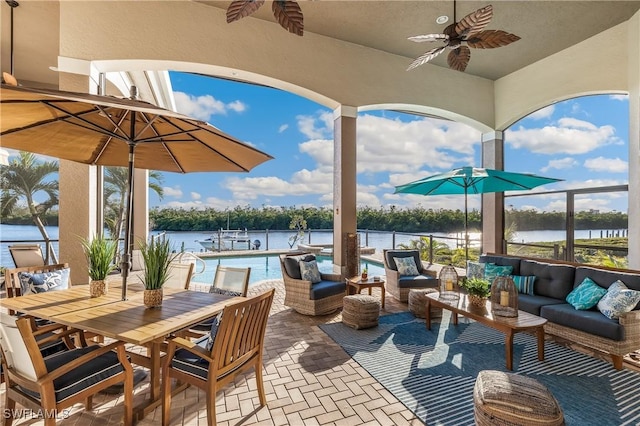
left=0, top=279, right=424, bottom=425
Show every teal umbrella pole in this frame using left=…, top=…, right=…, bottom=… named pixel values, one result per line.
left=464, top=186, right=469, bottom=260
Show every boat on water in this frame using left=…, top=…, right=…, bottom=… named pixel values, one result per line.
left=196, top=229, right=255, bottom=251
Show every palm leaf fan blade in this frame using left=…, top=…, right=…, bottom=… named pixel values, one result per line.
left=272, top=0, right=304, bottom=36
left=448, top=46, right=471, bottom=72
left=455, top=5, right=494, bottom=38
left=226, top=0, right=265, bottom=23
left=407, top=46, right=446, bottom=71
left=467, top=30, right=521, bottom=49
left=408, top=34, right=449, bottom=43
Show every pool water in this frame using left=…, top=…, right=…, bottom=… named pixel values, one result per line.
left=192, top=255, right=384, bottom=286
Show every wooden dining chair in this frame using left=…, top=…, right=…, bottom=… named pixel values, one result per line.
left=210, top=265, right=251, bottom=296
left=163, top=261, right=195, bottom=290
left=161, top=289, right=275, bottom=426
left=8, top=244, right=46, bottom=268
left=0, top=313, right=134, bottom=426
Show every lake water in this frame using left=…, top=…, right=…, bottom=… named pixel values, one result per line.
left=0, top=224, right=627, bottom=282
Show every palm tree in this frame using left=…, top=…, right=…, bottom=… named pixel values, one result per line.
left=0, top=152, right=59, bottom=263
left=104, top=167, right=164, bottom=239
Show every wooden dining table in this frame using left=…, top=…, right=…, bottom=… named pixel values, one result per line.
left=0, top=286, right=243, bottom=418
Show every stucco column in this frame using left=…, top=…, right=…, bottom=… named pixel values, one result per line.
left=58, top=73, right=98, bottom=284
left=481, top=131, right=505, bottom=255
left=332, top=105, right=357, bottom=276
left=628, top=12, right=640, bottom=269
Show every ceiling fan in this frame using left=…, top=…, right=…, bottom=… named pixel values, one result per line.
left=225, top=0, right=304, bottom=36
left=407, top=3, right=520, bottom=72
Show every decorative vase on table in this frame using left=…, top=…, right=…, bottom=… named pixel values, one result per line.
left=140, top=238, right=180, bottom=308
left=468, top=294, right=488, bottom=307
left=80, top=234, right=118, bottom=298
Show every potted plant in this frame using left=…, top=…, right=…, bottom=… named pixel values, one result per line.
left=361, top=268, right=368, bottom=281
left=460, top=277, right=491, bottom=307
left=80, top=234, right=118, bottom=297
left=139, top=238, right=179, bottom=308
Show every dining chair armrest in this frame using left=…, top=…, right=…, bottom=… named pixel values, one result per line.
left=40, top=340, right=127, bottom=383
left=167, top=336, right=213, bottom=362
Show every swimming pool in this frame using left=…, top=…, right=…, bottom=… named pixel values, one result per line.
left=191, top=254, right=385, bottom=285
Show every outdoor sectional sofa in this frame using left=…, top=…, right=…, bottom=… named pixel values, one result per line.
left=479, top=254, right=640, bottom=370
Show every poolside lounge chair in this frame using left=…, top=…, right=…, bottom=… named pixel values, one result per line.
left=8, top=244, right=46, bottom=268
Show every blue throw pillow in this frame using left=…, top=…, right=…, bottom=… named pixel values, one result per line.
left=466, top=261, right=486, bottom=280
left=18, top=268, right=70, bottom=295
left=299, top=259, right=322, bottom=283
left=597, top=280, right=640, bottom=319
left=484, top=264, right=513, bottom=284
left=511, top=275, right=536, bottom=295
left=566, top=277, right=607, bottom=310
left=394, top=256, right=420, bottom=276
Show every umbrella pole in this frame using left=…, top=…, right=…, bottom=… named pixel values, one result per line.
left=121, top=142, right=136, bottom=301
left=464, top=187, right=469, bottom=261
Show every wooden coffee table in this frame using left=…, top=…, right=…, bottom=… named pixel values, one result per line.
left=425, top=292, right=547, bottom=370
left=346, top=276, right=386, bottom=309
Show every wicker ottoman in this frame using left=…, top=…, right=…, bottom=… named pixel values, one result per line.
left=408, top=288, right=442, bottom=319
left=474, top=370, right=564, bottom=426
left=342, top=295, right=380, bottom=329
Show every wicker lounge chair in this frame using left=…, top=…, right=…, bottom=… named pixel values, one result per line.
left=383, top=249, right=438, bottom=302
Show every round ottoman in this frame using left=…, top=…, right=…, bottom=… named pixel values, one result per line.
left=474, top=370, right=564, bottom=426
left=408, top=288, right=442, bottom=319
left=342, top=295, right=380, bottom=329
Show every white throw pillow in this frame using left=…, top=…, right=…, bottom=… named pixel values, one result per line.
left=597, top=280, right=640, bottom=320
left=394, top=256, right=419, bottom=276
left=299, top=259, right=322, bottom=284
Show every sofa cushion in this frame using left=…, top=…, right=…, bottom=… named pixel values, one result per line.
left=385, top=250, right=422, bottom=273
left=394, top=256, right=419, bottom=276
left=511, top=275, right=536, bottom=295
left=541, top=303, right=624, bottom=341
left=518, top=294, right=566, bottom=316
left=398, top=275, right=438, bottom=289
left=479, top=255, right=521, bottom=276
left=283, top=254, right=315, bottom=280
left=467, top=261, right=486, bottom=280
left=299, top=259, right=322, bottom=283
left=310, top=280, right=345, bottom=300
left=520, top=260, right=575, bottom=300
left=597, top=280, right=640, bottom=320
left=575, top=266, right=640, bottom=310
left=484, top=264, right=513, bottom=284
left=566, top=277, right=607, bottom=310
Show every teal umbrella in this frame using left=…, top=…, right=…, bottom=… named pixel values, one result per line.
left=394, top=166, right=562, bottom=259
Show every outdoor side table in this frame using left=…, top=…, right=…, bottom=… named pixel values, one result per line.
left=346, top=276, right=386, bottom=309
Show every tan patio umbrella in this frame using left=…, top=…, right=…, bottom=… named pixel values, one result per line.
left=1, top=83, right=274, bottom=299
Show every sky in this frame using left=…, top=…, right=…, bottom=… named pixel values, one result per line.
left=150, top=71, right=629, bottom=214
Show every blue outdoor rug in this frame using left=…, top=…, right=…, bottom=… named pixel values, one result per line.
left=319, top=312, right=640, bottom=426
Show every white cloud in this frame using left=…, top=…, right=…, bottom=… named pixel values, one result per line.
left=583, top=157, right=627, bottom=173
left=190, top=192, right=201, bottom=200
left=609, top=94, right=628, bottom=101
left=506, top=117, right=620, bottom=155
left=163, top=186, right=183, bottom=198
left=528, top=105, right=555, bottom=120
left=296, top=111, right=333, bottom=139
left=540, top=157, right=577, bottom=172
left=278, top=124, right=289, bottom=133
left=173, top=91, right=247, bottom=121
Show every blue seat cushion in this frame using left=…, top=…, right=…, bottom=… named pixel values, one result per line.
left=310, top=280, right=345, bottom=300
left=518, top=294, right=566, bottom=316
left=397, top=275, right=438, bottom=289
left=21, top=346, right=125, bottom=403
left=520, top=260, right=575, bottom=300
left=172, top=336, right=210, bottom=380
left=541, top=303, right=623, bottom=341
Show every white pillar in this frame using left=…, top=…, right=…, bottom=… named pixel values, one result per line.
left=332, top=105, right=358, bottom=276
left=481, top=131, right=505, bottom=255
left=628, top=11, right=640, bottom=269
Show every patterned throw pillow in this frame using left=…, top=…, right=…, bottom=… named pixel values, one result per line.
left=206, top=313, right=223, bottom=351
left=467, top=261, right=486, bottom=280
left=299, top=259, right=322, bottom=283
left=18, top=268, right=70, bottom=295
left=394, top=257, right=419, bottom=276
left=483, top=264, right=513, bottom=284
left=511, top=275, right=536, bottom=295
left=597, top=280, right=640, bottom=319
left=210, top=287, right=242, bottom=297
left=566, top=277, right=607, bottom=310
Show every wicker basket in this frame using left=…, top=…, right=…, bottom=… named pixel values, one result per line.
left=468, top=294, right=487, bottom=307
left=89, top=280, right=107, bottom=298
left=144, top=288, right=163, bottom=308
